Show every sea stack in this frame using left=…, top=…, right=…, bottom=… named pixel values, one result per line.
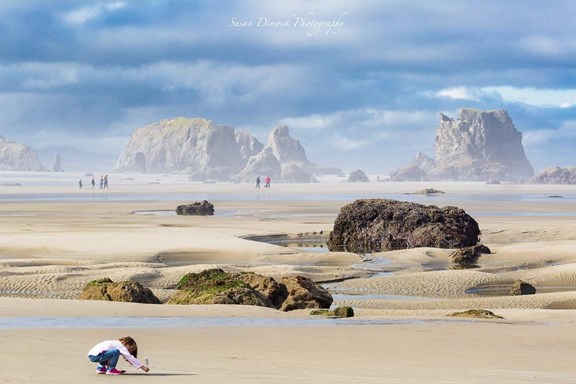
left=391, top=108, right=534, bottom=182
left=0, top=135, right=46, bottom=171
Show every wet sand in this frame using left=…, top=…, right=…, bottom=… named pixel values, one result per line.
left=1, top=174, right=576, bottom=383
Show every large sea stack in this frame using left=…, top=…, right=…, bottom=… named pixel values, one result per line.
left=0, top=135, right=46, bottom=171
left=114, top=118, right=319, bottom=182
left=391, top=109, right=534, bottom=182
left=113, top=118, right=263, bottom=180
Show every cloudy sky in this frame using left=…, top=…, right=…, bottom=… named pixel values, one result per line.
left=1, top=0, right=575, bottom=173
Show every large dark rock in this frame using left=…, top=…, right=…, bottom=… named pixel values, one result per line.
left=79, top=278, right=160, bottom=304
left=327, top=199, right=480, bottom=253
left=176, top=200, right=214, bottom=216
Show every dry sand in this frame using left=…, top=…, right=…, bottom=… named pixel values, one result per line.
left=1, top=174, right=576, bottom=383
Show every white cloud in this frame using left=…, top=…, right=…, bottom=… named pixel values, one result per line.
left=524, top=120, right=576, bottom=147
left=434, top=85, right=576, bottom=109
left=105, top=1, right=127, bottom=12
left=277, top=108, right=435, bottom=155
left=481, top=86, right=576, bottom=109
left=280, top=108, right=432, bottom=132
left=61, top=1, right=126, bottom=26
left=434, top=86, right=480, bottom=101
left=279, top=114, right=338, bottom=130
left=520, top=35, right=576, bottom=58
left=331, top=133, right=371, bottom=150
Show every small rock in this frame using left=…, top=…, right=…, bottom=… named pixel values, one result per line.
left=310, top=306, right=354, bottom=318
left=509, top=280, right=536, bottom=295
left=176, top=200, right=215, bottom=216
left=447, top=309, right=504, bottom=319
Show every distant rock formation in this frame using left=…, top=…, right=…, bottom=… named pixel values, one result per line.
left=115, top=118, right=320, bottom=183
left=391, top=109, right=534, bottom=182
left=346, top=169, right=369, bottom=182
left=314, top=166, right=346, bottom=177
left=113, top=118, right=263, bottom=180
left=391, top=152, right=435, bottom=181
left=254, top=125, right=317, bottom=183
left=0, top=135, right=46, bottom=171
left=51, top=153, right=64, bottom=172
left=231, top=147, right=282, bottom=182
left=530, top=167, right=576, bottom=184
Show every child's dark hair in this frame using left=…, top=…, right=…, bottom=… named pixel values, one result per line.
left=119, top=336, right=138, bottom=358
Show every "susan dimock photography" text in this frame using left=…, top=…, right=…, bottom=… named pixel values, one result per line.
left=228, top=12, right=347, bottom=36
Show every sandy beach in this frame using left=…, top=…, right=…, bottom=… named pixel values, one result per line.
left=1, top=173, right=576, bottom=383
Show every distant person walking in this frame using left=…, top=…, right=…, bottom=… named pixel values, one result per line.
left=78, top=179, right=83, bottom=189
left=255, top=176, right=261, bottom=189
left=99, top=176, right=104, bottom=189
left=91, top=177, right=96, bottom=188
left=264, top=175, right=271, bottom=188
left=104, top=175, right=109, bottom=189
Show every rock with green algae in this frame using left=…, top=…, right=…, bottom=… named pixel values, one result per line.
left=168, top=268, right=331, bottom=311
left=447, top=309, right=504, bottom=319
left=168, top=268, right=270, bottom=306
left=80, top=278, right=160, bottom=304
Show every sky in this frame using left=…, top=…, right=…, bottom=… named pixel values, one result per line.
left=0, top=0, right=575, bottom=173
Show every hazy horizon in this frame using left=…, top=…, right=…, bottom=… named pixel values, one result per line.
left=1, top=1, right=575, bottom=174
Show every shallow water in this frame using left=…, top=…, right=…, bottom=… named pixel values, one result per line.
left=1, top=191, right=575, bottom=204
left=466, top=284, right=576, bottom=297
left=132, top=209, right=240, bottom=217
left=0, top=316, right=431, bottom=329
left=332, top=293, right=437, bottom=302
